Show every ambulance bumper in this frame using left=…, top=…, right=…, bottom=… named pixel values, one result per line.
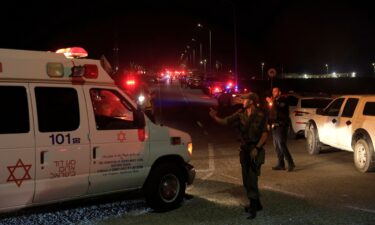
left=185, top=163, right=196, bottom=185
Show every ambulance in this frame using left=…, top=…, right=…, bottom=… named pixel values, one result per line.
left=0, top=48, right=195, bottom=213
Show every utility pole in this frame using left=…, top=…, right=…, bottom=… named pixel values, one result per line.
left=233, top=5, right=238, bottom=87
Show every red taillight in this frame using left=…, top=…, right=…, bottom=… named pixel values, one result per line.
left=138, top=129, right=146, bottom=141
left=213, top=86, right=221, bottom=93
left=294, top=111, right=309, bottom=116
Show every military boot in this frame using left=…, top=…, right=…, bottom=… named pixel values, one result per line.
left=246, top=199, right=259, bottom=219
left=244, top=199, right=263, bottom=212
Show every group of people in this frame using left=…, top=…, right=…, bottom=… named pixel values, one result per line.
left=209, top=86, right=295, bottom=220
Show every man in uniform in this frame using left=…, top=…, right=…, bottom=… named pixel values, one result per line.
left=209, top=92, right=268, bottom=219
left=266, top=87, right=296, bottom=171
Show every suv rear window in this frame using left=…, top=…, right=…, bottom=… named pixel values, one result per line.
left=301, top=98, right=332, bottom=108
left=363, top=102, right=375, bottom=116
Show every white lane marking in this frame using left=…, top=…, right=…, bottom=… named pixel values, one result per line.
left=201, top=172, right=214, bottom=181
left=197, top=143, right=215, bottom=180
left=219, top=173, right=240, bottom=181
left=345, top=205, right=375, bottom=214
left=261, top=185, right=305, bottom=198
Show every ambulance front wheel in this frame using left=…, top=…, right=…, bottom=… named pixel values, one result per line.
left=144, top=164, right=186, bottom=211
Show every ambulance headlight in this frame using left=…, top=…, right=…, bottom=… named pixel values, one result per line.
left=187, top=142, right=193, bottom=156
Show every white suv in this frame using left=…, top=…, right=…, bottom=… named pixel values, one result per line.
left=305, top=95, right=375, bottom=172
left=286, top=93, right=332, bottom=138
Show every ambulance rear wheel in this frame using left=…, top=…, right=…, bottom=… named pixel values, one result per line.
left=145, top=164, right=185, bottom=211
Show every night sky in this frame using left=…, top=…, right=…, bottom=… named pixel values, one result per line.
left=1, top=0, right=374, bottom=77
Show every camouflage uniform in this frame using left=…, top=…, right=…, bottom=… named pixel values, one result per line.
left=224, top=104, right=267, bottom=200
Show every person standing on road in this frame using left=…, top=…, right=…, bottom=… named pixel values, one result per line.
left=209, top=92, right=268, bottom=220
left=266, top=87, right=296, bottom=172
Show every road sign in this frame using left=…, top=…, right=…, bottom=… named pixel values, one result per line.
left=268, top=68, right=277, bottom=78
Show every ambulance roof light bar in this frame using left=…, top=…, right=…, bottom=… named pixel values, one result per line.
left=56, top=47, right=88, bottom=59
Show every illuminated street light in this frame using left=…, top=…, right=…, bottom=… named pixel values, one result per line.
left=261, top=62, right=265, bottom=80
left=200, top=59, right=207, bottom=73
left=372, top=63, right=375, bottom=77
left=197, top=23, right=212, bottom=75
left=325, top=64, right=329, bottom=75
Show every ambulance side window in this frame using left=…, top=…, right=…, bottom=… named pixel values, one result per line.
left=90, top=88, right=136, bottom=130
left=0, top=86, right=29, bottom=134
left=35, top=87, right=80, bottom=132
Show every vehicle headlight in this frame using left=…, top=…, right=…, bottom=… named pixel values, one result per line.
left=138, top=94, right=145, bottom=104
left=187, top=142, right=193, bottom=156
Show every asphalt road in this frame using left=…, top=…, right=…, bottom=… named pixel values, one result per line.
left=124, top=81, right=375, bottom=225
left=2, top=81, right=375, bottom=225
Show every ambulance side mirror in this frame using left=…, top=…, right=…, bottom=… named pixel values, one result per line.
left=134, top=107, right=146, bottom=128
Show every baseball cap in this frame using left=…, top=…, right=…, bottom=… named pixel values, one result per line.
left=240, top=92, right=259, bottom=103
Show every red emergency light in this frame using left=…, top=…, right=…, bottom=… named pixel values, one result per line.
left=126, top=80, right=136, bottom=86
left=56, top=47, right=88, bottom=59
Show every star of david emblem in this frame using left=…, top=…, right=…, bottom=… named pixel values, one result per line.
left=117, top=131, right=126, bottom=142
left=7, top=159, right=32, bottom=187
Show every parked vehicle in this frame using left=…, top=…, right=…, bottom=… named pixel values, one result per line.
left=305, top=95, right=375, bottom=172
left=0, top=48, right=195, bottom=213
left=187, top=75, right=203, bottom=89
left=286, top=93, right=332, bottom=138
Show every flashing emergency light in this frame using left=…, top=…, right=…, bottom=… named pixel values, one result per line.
left=71, top=64, right=98, bottom=78
left=71, top=66, right=85, bottom=77
left=84, top=64, right=98, bottom=79
left=126, top=80, right=136, bottom=86
left=56, top=47, right=88, bottom=59
left=47, top=63, right=64, bottom=77
left=213, top=86, right=222, bottom=93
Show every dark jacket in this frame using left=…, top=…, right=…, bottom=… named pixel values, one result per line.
left=269, top=96, right=289, bottom=125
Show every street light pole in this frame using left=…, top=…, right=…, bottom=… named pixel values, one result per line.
left=261, top=62, right=265, bottom=80
left=232, top=4, right=238, bottom=87
left=372, top=62, right=375, bottom=77
left=325, top=64, right=329, bottom=75
left=209, top=29, right=212, bottom=74
left=197, top=23, right=211, bottom=78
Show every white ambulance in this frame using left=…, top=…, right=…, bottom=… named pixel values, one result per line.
left=0, top=48, right=195, bottom=213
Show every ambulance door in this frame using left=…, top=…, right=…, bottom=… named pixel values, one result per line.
left=30, top=84, right=90, bottom=203
left=0, top=84, right=35, bottom=210
left=84, top=86, right=149, bottom=194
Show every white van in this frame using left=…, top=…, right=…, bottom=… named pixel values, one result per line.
left=0, top=48, right=195, bottom=213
